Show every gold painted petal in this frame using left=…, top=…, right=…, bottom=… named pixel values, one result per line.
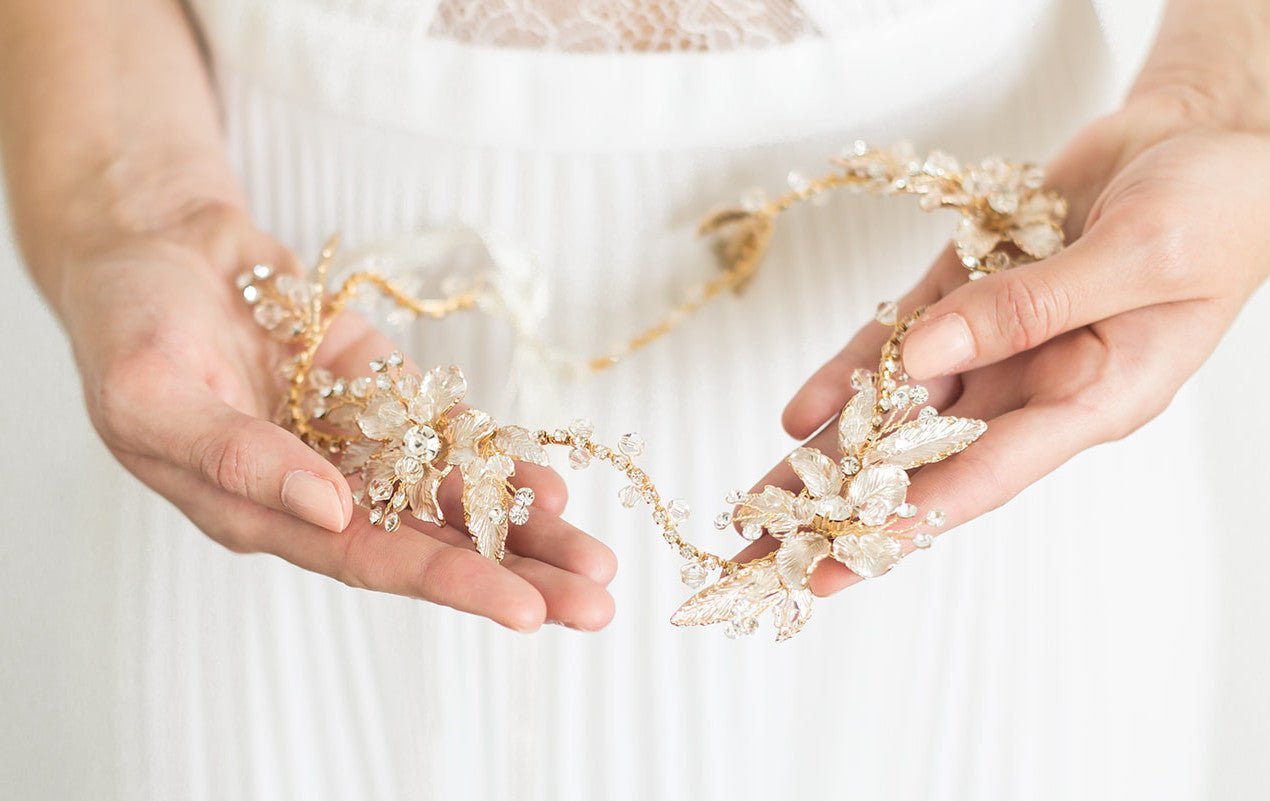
left=846, top=465, right=909, bottom=526
left=670, top=560, right=782, bottom=628
left=462, top=458, right=511, bottom=561
left=831, top=531, right=902, bottom=579
left=775, top=532, right=831, bottom=590
left=837, top=384, right=876, bottom=455
left=773, top=589, right=815, bottom=642
left=409, top=365, right=467, bottom=423
left=868, top=415, right=987, bottom=469
left=357, top=395, right=408, bottom=441
left=732, top=485, right=808, bottom=537
left=446, top=409, right=496, bottom=465
left=954, top=217, right=1002, bottom=260
left=493, top=425, right=549, bottom=467
left=788, top=447, right=843, bottom=499
left=407, top=465, right=449, bottom=527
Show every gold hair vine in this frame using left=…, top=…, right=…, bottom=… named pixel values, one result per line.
left=236, top=142, right=1067, bottom=640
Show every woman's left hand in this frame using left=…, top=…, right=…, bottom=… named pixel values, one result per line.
left=741, top=91, right=1270, bottom=594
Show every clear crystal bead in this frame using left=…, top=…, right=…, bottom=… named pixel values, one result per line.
left=913, top=532, right=934, bottom=549
left=786, top=170, right=812, bottom=194
left=896, top=503, right=918, bottom=519
left=724, top=490, right=747, bottom=505
left=618, top=432, right=645, bottom=457
left=723, top=621, right=741, bottom=640
left=568, top=447, right=592, bottom=470
left=386, top=351, right=404, bottom=366
left=739, top=187, right=767, bottom=212
left=734, top=616, right=759, bottom=636
left=919, top=406, right=939, bottom=420
left=369, top=359, right=386, bottom=372
left=713, top=512, right=732, bottom=530
left=666, top=499, right=690, bottom=523
left=910, top=386, right=930, bottom=405
left=368, top=507, right=384, bottom=524
left=849, top=139, right=869, bottom=157
left=508, top=505, right=529, bottom=526
left=367, top=478, right=393, bottom=502
left=850, top=368, right=872, bottom=390
left=383, top=512, right=400, bottom=532
left=252, top=302, right=286, bottom=330
left=680, top=562, right=709, bottom=588
left=740, top=524, right=763, bottom=541
left=251, top=263, right=273, bottom=280
left=618, top=485, right=642, bottom=509
left=874, top=300, right=898, bottom=325
left=402, top=425, right=440, bottom=462
left=840, top=456, right=861, bottom=476
left=891, top=388, right=911, bottom=408
left=514, top=487, right=535, bottom=506
left=924, top=510, right=947, bottom=527
left=375, top=375, right=392, bottom=391
left=968, top=269, right=987, bottom=281
left=568, top=418, right=594, bottom=441
left=390, top=488, right=407, bottom=510
left=241, top=284, right=261, bottom=304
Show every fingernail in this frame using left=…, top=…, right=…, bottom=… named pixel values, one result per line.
left=902, top=313, right=975, bottom=379
left=282, top=470, right=347, bottom=532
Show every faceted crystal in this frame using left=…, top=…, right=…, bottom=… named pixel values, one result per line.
left=350, top=377, right=373, bottom=398
left=508, top=505, right=530, bottom=526
left=724, top=490, right=747, bottom=505
left=666, top=499, right=691, bottom=523
left=402, top=425, right=440, bottom=462
left=367, top=477, right=393, bottom=502
left=874, top=300, right=898, bottom=325
left=680, top=562, right=709, bottom=589
left=390, top=488, right=407, bottom=510
left=251, top=263, right=273, bottom=280
left=241, top=284, right=261, bottom=304
left=913, top=532, right=934, bottom=549
left=568, top=447, right=592, bottom=470
left=568, top=418, right=594, bottom=441
left=713, top=512, right=732, bottom=530
left=618, top=432, right=646, bottom=458
left=375, top=375, right=392, bottom=391
left=896, top=503, right=918, bottom=519
left=514, top=487, right=535, bottom=506
left=850, top=368, right=872, bottom=390
left=840, top=456, right=861, bottom=476
left=918, top=406, right=939, bottom=420
left=382, top=512, right=400, bottom=533
left=910, top=386, right=930, bottom=405
left=618, top=484, right=643, bottom=509
left=369, top=359, right=386, bottom=372
left=386, top=351, right=404, bottom=366
left=368, top=507, right=384, bottom=525
left=723, top=621, right=741, bottom=640
left=734, top=616, right=759, bottom=636
left=252, top=302, right=286, bottom=330
left=924, top=510, right=947, bottom=527
left=740, top=524, right=763, bottom=542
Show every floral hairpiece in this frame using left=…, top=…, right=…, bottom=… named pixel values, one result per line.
left=237, top=142, right=1066, bottom=640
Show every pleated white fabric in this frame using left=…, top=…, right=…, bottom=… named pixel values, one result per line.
left=92, top=0, right=1220, bottom=798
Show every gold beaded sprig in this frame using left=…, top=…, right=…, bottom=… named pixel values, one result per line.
left=234, top=142, right=1067, bottom=641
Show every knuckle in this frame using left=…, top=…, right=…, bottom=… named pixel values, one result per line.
left=196, top=427, right=260, bottom=498
left=992, top=276, right=1067, bottom=353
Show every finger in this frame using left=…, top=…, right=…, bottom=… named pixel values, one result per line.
left=129, top=452, right=548, bottom=631
left=900, top=226, right=1154, bottom=380
left=806, top=398, right=1105, bottom=596
left=782, top=245, right=956, bottom=439
left=433, top=472, right=615, bottom=584
left=108, top=359, right=353, bottom=533
left=408, top=517, right=615, bottom=630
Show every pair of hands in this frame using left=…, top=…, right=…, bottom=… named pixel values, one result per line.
left=70, top=95, right=1268, bottom=631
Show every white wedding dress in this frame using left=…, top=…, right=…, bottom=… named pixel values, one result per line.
left=7, top=0, right=1270, bottom=799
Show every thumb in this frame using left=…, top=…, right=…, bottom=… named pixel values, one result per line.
left=900, top=228, right=1142, bottom=379
left=130, top=377, right=354, bottom=532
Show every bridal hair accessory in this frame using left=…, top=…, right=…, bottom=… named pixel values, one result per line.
left=236, top=142, right=1067, bottom=640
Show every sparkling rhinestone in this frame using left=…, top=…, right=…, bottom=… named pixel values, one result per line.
left=617, top=432, right=645, bottom=458
left=369, top=359, right=386, bottom=372
left=910, top=386, right=930, bottom=404
left=568, top=418, right=594, bottom=441
left=331, top=379, right=347, bottom=396
left=925, top=510, right=947, bottom=527
left=568, top=447, right=592, bottom=470
left=713, top=512, right=732, bottom=530
left=368, top=507, right=384, bottom=524
left=488, top=507, right=507, bottom=525
left=402, top=425, right=440, bottom=461
left=840, top=456, right=861, bottom=476
left=680, top=562, right=709, bottom=589
left=383, top=512, right=400, bottom=532
left=508, top=505, right=530, bottom=526
left=896, top=503, right=918, bottom=519
left=850, top=139, right=869, bottom=156
left=891, top=388, right=911, bottom=408
left=514, top=487, right=535, bottom=506
left=961, top=255, right=980, bottom=269
left=786, top=170, right=812, bottom=194
left=367, top=478, right=393, bottom=502
left=734, top=616, right=759, bottom=636
left=919, top=406, right=939, bottom=420
left=739, top=187, right=767, bottom=212
left=241, top=284, right=261, bottom=304
left=740, top=524, right=763, bottom=541
left=968, top=269, right=988, bottom=281
left=666, top=499, right=691, bottom=523
left=386, top=351, right=404, bottom=366
left=653, top=510, right=668, bottom=526
left=390, top=489, right=407, bottom=510
left=251, top=263, right=273, bottom=280
left=252, top=302, right=286, bottom=329
left=723, top=621, right=741, bottom=640
left=850, top=368, right=872, bottom=390
left=874, top=300, right=898, bottom=325
left=618, top=484, right=643, bottom=509
left=376, top=375, right=392, bottom=391
left=724, top=490, right=747, bottom=505
left=913, top=532, right=934, bottom=549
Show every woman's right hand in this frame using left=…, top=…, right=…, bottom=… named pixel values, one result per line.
left=56, top=203, right=617, bottom=632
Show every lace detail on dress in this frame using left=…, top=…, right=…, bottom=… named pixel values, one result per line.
left=428, top=0, right=818, bottom=52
